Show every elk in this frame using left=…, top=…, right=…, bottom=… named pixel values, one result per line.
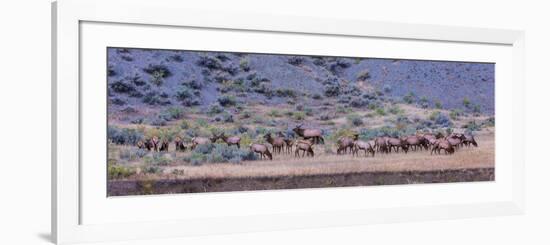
left=277, top=132, right=294, bottom=154
left=352, top=138, right=375, bottom=157
left=264, top=133, right=285, bottom=154
left=431, top=139, right=455, bottom=155
left=336, top=135, right=356, bottom=155
left=403, top=135, right=429, bottom=151
left=190, top=135, right=216, bottom=150
left=446, top=134, right=464, bottom=149
left=422, top=134, right=438, bottom=149
left=292, top=124, right=325, bottom=144
left=137, top=140, right=146, bottom=150
left=386, top=137, right=409, bottom=153
left=150, top=136, right=160, bottom=152
left=374, top=136, right=389, bottom=154
left=143, top=139, right=153, bottom=151
left=159, top=139, right=169, bottom=152
left=249, top=143, right=272, bottom=160
left=174, top=136, right=186, bottom=151
left=295, top=139, right=314, bottom=158
left=217, top=133, right=241, bottom=149
left=463, top=134, right=478, bottom=147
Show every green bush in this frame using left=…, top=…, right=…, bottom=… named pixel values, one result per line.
left=185, top=144, right=257, bottom=165
left=239, top=58, right=250, bottom=72
left=179, top=120, right=190, bottom=129
left=463, top=97, right=471, bottom=108
left=119, top=148, right=147, bottom=161
left=274, top=89, right=297, bottom=98
left=183, top=152, right=206, bottom=166
left=268, top=109, right=281, bottom=117
left=419, top=96, right=429, bottom=108
left=253, top=115, right=265, bottom=124
left=329, top=128, right=358, bottom=142
left=218, top=95, right=237, bottom=107
left=108, top=163, right=136, bottom=180
left=347, top=114, right=363, bottom=126
left=144, top=153, right=171, bottom=166
left=311, top=93, right=323, bottom=100
left=463, top=121, right=481, bottom=132
left=303, top=107, right=314, bottom=116
left=142, top=165, right=162, bottom=174
left=195, top=118, right=208, bottom=128
left=375, top=108, right=386, bottom=116
left=207, top=103, right=225, bottom=115
left=403, top=92, right=416, bottom=104
left=473, top=104, right=481, bottom=114
left=193, top=143, right=215, bottom=154
left=159, top=107, right=184, bottom=121
left=108, top=126, right=143, bottom=145
left=293, top=111, right=306, bottom=120
left=449, top=109, right=462, bottom=120
left=434, top=100, right=442, bottom=109
left=388, top=105, right=402, bottom=115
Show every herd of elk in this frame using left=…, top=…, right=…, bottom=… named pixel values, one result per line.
left=135, top=123, right=478, bottom=160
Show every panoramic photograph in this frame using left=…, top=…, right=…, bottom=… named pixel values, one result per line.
left=106, top=47, right=495, bottom=196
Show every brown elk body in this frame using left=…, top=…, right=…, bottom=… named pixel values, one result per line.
left=386, top=137, right=409, bottom=153
left=249, top=143, right=273, bottom=160
left=353, top=140, right=375, bottom=157
left=218, top=133, right=241, bottom=149
left=463, top=134, right=478, bottom=147
left=292, top=124, right=325, bottom=144
left=159, top=139, right=169, bottom=152
left=403, top=135, right=428, bottom=151
left=294, top=139, right=314, bottom=157
left=190, top=137, right=213, bottom=150
left=446, top=134, right=464, bottom=149
left=277, top=132, right=294, bottom=154
left=374, top=137, right=389, bottom=154
left=431, top=139, right=455, bottom=155
left=264, top=133, right=285, bottom=154
left=422, top=134, right=437, bottom=149
left=174, top=137, right=186, bottom=151
left=150, top=136, right=160, bottom=152
left=137, top=140, right=146, bottom=150
left=336, top=136, right=355, bottom=154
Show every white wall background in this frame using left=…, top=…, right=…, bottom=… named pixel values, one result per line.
left=0, top=0, right=547, bottom=244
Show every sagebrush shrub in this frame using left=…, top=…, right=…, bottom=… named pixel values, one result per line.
left=324, top=84, right=340, bottom=97
left=196, top=55, right=222, bottom=70
left=218, top=95, right=237, bottom=107
left=108, top=163, right=136, bottom=180
left=347, top=114, right=363, bottom=126
left=142, top=64, right=172, bottom=78
left=288, top=56, right=304, bottom=66
left=108, top=126, right=144, bottom=145
left=403, top=92, right=416, bottom=104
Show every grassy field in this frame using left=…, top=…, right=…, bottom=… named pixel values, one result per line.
left=170, top=131, right=493, bottom=180
left=109, top=130, right=493, bottom=181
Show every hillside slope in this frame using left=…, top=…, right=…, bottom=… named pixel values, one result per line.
left=107, top=47, right=494, bottom=122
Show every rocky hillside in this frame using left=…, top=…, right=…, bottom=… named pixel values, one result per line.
left=107, top=47, right=494, bottom=122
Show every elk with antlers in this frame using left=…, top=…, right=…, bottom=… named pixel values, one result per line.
left=292, top=124, right=325, bottom=145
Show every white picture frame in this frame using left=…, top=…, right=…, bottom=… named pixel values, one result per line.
left=52, top=0, right=525, bottom=244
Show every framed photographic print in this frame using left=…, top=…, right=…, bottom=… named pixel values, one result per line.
left=52, top=0, right=525, bottom=244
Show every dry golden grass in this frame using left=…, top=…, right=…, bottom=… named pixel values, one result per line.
left=162, top=130, right=494, bottom=180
